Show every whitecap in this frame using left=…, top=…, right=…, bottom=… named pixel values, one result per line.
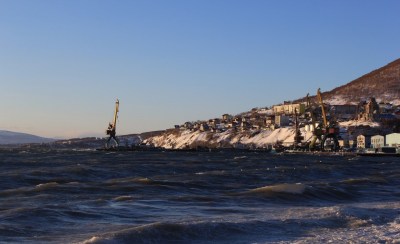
left=35, top=182, right=59, bottom=189
left=250, top=183, right=306, bottom=194
left=113, top=196, right=134, bottom=202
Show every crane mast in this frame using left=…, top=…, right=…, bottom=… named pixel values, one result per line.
left=317, top=88, right=328, bottom=127
left=309, top=88, right=340, bottom=151
left=105, top=99, right=120, bottom=148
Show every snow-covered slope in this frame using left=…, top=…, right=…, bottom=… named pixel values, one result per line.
left=0, top=130, right=55, bottom=145
left=144, top=128, right=314, bottom=149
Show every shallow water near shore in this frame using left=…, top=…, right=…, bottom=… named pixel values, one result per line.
left=0, top=150, right=399, bottom=243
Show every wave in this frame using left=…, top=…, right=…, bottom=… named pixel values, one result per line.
left=249, top=183, right=306, bottom=194
left=79, top=204, right=400, bottom=244
left=341, top=177, right=388, bottom=185
left=133, top=177, right=153, bottom=184
left=0, top=186, right=34, bottom=197
left=112, top=196, right=134, bottom=202
left=195, top=170, right=226, bottom=176
left=105, top=177, right=153, bottom=185
left=79, top=220, right=273, bottom=244
left=0, top=182, right=61, bottom=196
left=242, top=182, right=358, bottom=202
left=35, top=182, right=59, bottom=190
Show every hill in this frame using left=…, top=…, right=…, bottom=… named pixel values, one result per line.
left=0, top=130, right=55, bottom=145
left=300, top=58, right=400, bottom=105
left=144, top=59, right=400, bottom=150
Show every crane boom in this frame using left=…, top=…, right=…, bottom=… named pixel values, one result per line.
left=317, top=88, right=327, bottom=127
left=113, top=99, right=119, bottom=130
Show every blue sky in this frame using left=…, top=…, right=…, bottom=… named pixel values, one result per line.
left=1, top=0, right=399, bottom=138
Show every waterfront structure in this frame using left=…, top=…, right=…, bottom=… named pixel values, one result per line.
left=349, top=139, right=356, bottom=148
left=386, top=133, right=400, bottom=147
left=371, top=135, right=385, bottom=149
left=357, top=135, right=371, bottom=148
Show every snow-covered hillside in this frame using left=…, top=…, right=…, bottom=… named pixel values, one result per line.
left=144, top=127, right=314, bottom=149
left=143, top=118, right=387, bottom=150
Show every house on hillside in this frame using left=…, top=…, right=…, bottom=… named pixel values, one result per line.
left=265, top=115, right=275, bottom=126
left=386, top=133, right=400, bottom=147
left=378, top=113, right=397, bottom=123
left=331, top=105, right=358, bottom=120
left=275, top=115, right=290, bottom=127
left=222, top=114, right=233, bottom=122
left=273, top=103, right=305, bottom=115
left=183, top=122, right=193, bottom=130
left=208, top=118, right=221, bottom=127
left=240, top=121, right=251, bottom=132
left=199, top=123, right=209, bottom=132
left=378, top=102, right=394, bottom=114
left=371, top=135, right=385, bottom=149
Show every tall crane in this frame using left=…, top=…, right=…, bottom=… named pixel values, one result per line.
left=317, top=89, right=339, bottom=151
left=106, top=99, right=119, bottom=148
left=317, top=89, right=328, bottom=128
left=309, top=89, right=340, bottom=151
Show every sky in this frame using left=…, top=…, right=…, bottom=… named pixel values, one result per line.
left=1, top=0, right=399, bottom=138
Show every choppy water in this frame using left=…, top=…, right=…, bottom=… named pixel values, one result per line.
left=0, top=150, right=400, bottom=243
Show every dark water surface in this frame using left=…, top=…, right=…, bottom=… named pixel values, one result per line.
left=0, top=150, right=399, bottom=243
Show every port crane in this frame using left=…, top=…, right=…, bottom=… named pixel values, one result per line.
left=309, top=89, right=340, bottom=151
left=106, top=99, right=119, bottom=148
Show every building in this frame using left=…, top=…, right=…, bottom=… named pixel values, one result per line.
left=275, top=115, right=290, bottom=127
left=338, top=139, right=346, bottom=148
left=349, top=139, right=357, bottom=148
left=222, top=114, right=233, bottom=121
left=199, top=123, right=209, bottom=132
left=386, top=133, right=400, bottom=147
left=378, top=102, right=394, bottom=114
left=331, top=105, right=358, bottom=120
left=265, top=115, right=275, bottom=126
left=357, top=135, right=371, bottom=148
left=183, top=122, right=193, bottom=130
left=273, top=103, right=305, bottom=115
left=358, top=97, right=380, bottom=121
left=371, top=135, right=385, bottom=149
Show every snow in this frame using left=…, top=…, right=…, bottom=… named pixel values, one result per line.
left=339, top=120, right=381, bottom=128
left=324, top=95, right=356, bottom=105
left=144, top=127, right=314, bottom=149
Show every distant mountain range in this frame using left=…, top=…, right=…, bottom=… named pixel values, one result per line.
left=298, top=58, right=400, bottom=105
left=0, top=130, right=55, bottom=145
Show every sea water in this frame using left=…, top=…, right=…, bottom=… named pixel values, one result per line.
left=0, top=150, right=399, bottom=243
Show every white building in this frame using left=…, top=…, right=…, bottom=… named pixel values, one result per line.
left=273, top=103, right=305, bottom=115
left=371, top=135, right=385, bottom=149
left=386, top=133, right=400, bottom=147
left=357, top=135, right=371, bottom=148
